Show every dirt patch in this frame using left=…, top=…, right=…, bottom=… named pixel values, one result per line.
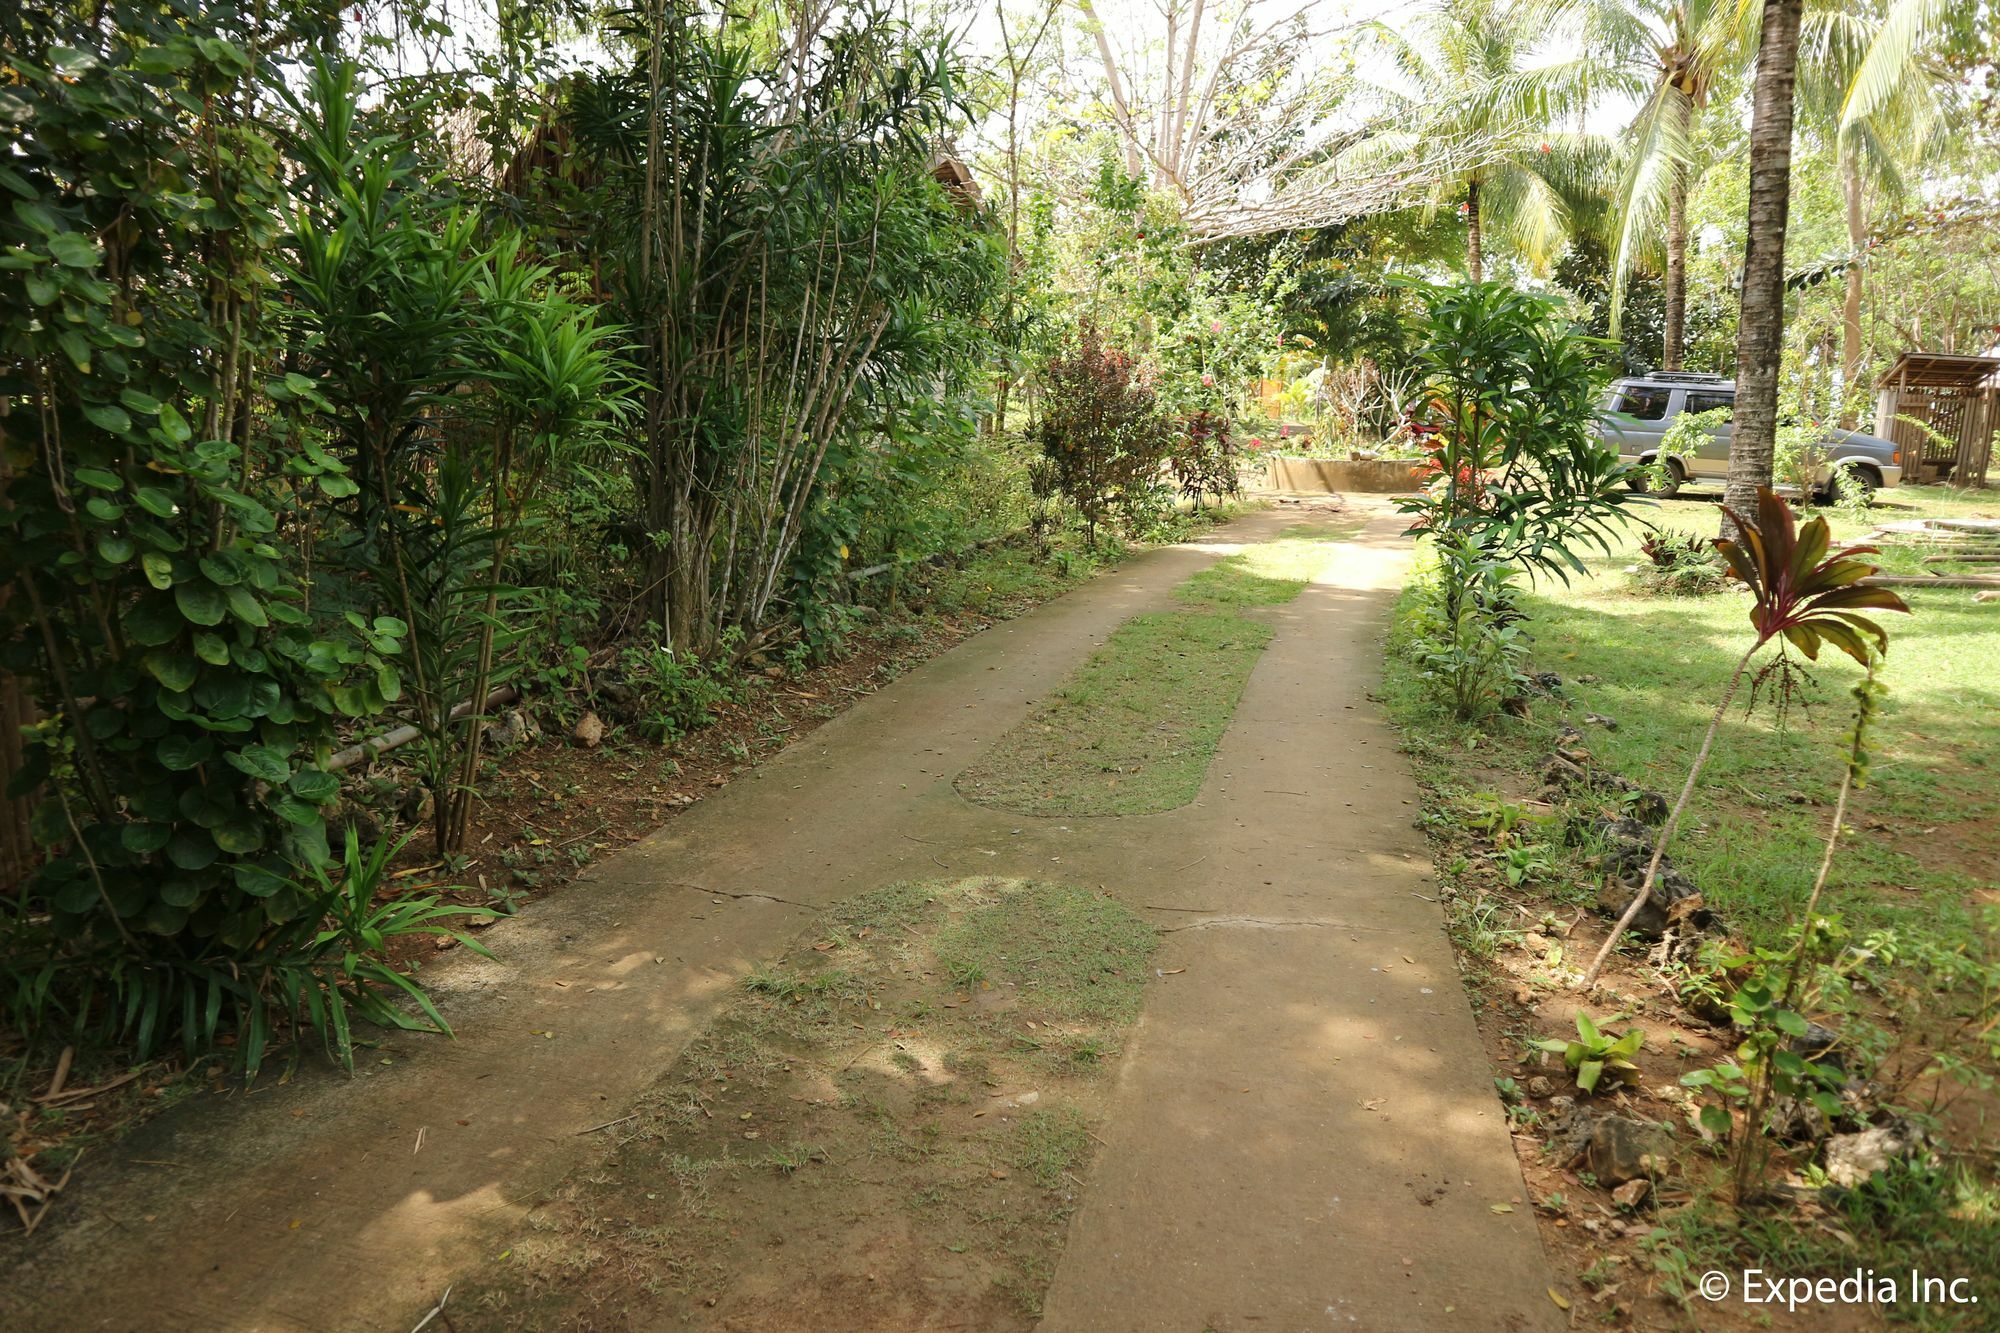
left=1392, top=719, right=2000, bottom=1328
left=455, top=877, right=1156, bottom=1329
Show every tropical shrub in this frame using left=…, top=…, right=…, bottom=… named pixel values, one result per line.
left=1394, top=282, right=1635, bottom=718
left=562, top=8, right=1003, bottom=659
left=1171, top=410, right=1242, bottom=508
left=1034, top=324, right=1176, bottom=539
left=1409, top=533, right=1530, bottom=720
left=1635, top=530, right=1727, bottom=596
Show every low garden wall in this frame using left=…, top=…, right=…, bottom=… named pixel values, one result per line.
left=1260, top=456, right=1422, bottom=494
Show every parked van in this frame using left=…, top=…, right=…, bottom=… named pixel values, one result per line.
left=1593, top=371, right=1902, bottom=499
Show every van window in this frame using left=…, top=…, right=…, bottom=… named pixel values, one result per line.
left=1684, top=392, right=1734, bottom=419
left=1608, top=386, right=1672, bottom=420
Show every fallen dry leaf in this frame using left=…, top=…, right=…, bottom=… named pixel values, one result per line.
left=1548, top=1288, right=1571, bottom=1310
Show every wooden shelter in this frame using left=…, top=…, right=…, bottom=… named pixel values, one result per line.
left=1874, top=352, right=2000, bottom=487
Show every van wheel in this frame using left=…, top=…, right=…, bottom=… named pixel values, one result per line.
left=1628, top=458, right=1683, bottom=498
left=1830, top=465, right=1878, bottom=505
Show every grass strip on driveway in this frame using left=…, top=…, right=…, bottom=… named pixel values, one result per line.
left=955, top=522, right=1356, bottom=816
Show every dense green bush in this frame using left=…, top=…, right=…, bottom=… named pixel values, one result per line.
left=0, top=5, right=403, bottom=949
left=1394, top=281, right=1634, bottom=718
left=1034, top=324, right=1178, bottom=538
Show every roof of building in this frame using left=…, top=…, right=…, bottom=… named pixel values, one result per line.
left=1877, top=352, right=2000, bottom=390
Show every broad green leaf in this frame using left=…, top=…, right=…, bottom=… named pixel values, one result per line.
left=74, top=466, right=122, bottom=491
left=212, top=819, right=266, bottom=854
left=271, top=795, right=323, bottom=826
left=134, top=486, right=179, bottom=518
left=225, top=583, right=268, bottom=627
left=225, top=744, right=289, bottom=784
left=287, top=769, right=340, bottom=803
left=82, top=401, right=132, bottom=434
left=233, top=862, right=287, bottom=898
left=157, top=734, right=214, bottom=771
left=57, top=329, right=91, bottom=372
left=167, top=828, right=220, bottom=871
left=175, top=580, right=227, bottom=626
left=120, top=822, right=173, bottom=854
left=144, top=650, right=198, bottom=692
left=47, top=230, right=98, bottom=267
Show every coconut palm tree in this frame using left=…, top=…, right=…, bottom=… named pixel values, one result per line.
left=1359, top=0, right=1601, bottom=281
left=1585, top=0, right=1755, bottom=368
left=1800, top=0, right=1946, bottom=422
left=1723, top=0, right=1808, bottom=531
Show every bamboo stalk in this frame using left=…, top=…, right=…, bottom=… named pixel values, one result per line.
left=326, top=686, right=519, bottom=774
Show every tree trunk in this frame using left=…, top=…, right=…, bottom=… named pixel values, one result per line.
left=1078, top=0, right=1145, bottom=180
left=1722, top=0, right=1806, bottom=538
left=1663, top=157, right=1688, bottom=370
left=1840, top=153, right=1866, bottom=428
left=0, top=668, right=37, bottom=896
left=1466, top=178, right=1483, bottom=283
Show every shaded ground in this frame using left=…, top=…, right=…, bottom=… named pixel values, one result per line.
left=0, top=530, right=1127, bottom=1198
left=4, top=501, right=1561, bottom=1331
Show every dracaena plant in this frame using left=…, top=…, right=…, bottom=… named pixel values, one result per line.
left=1578, top=490, right=1909, bottom=988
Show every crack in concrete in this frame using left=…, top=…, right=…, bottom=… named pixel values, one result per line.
left=663, top=881, right=816, bottom=911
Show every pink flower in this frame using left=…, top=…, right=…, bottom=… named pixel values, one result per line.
left=1209, top=320, right=1223, bottom=334
left=1201, top=373, right=1214, bottom=387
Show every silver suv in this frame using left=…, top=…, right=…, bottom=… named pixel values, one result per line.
left=1594, top=372, right=1902, bottom=499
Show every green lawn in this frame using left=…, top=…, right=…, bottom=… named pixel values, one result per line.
left=1519, top=487, right=2000, bottom=952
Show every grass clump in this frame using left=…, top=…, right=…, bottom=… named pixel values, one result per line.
left=932, top=879, right=1156, bottom=1026
left=955, top=610, right=1270, bottom=814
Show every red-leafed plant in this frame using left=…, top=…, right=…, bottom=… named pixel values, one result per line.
left=1578, top=489, right=1910, bottom=988
left=1034, top=323, right=1175, bottom=541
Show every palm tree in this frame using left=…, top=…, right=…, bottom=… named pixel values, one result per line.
left=1586, top=0, right=1754, bottom=368
left=1800, top=0, right=1946, bottom=423
left=1360, top=0, right=1600, bottom=281
left=1723, top=0, right=1808, bottom=531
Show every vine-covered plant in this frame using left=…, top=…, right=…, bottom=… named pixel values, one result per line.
left=0, top=4, right=403, bottom=958
left=0, top=5, right=538, bottom=1068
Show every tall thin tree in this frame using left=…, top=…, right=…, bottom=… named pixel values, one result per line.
left=1723, top=0, right=1809, bottom=531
